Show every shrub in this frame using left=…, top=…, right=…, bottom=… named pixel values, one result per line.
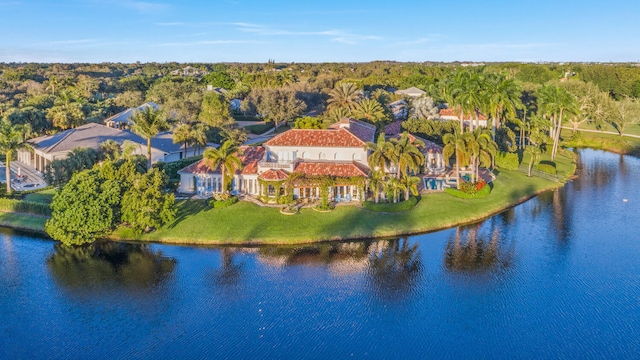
left=0, top=198, right=52, bottom=216
left=445, top=184, right=491, bottom=199
left=209, top=195, right=238, bottom=209
left=362, top=196, right=419, bottom=212
left=156, top=156, right=202, bottom=181
left=495, top=152, right=519, bottom=170
left=459, top=181, right=479, bottom=195
left=537, top=161, right=557, bottom=175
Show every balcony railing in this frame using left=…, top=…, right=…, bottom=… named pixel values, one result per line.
left=258, top=159, right=294, bottom=171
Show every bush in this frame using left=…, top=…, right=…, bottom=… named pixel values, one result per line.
left=155, top=156, right=202, bottom=181
left=0, top=198, right=52, bottom=216
left=362, top=196, right=419, bottom=212
left=537, top=161, right=557, bottom=175
left=445, top=184, right=491, bottom=199
left=209, top=195, right=238, bottom=209
left=495, top=152, right=519, bottom=170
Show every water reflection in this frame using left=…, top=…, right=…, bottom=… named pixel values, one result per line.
left=366, top=238, right=422, bottom=300
left=444, top=225, right=513, bottom=276
left=210, top=248, right=245, bottom=287
left=47, top=241, right=176, bottom=293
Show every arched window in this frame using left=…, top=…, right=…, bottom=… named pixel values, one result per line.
left=301, top=151, right=308, bottom=159
left=319, top=152, right=326, bottom=160
left=352, top=153, right=361, bottom=161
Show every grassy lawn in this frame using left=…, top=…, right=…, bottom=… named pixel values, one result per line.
left=0, top=212, right=48, bottom=234
left=245, top=123, right=274, bottom=135
left=22, top=188, right=57, bottom=204
left=568, top=122, right=640, bottom=137
left=112, top=150, right=576, bottom=245
left=562, top=129, right=640, bottom=157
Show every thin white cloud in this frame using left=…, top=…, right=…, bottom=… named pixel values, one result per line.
left=154, top=40, right=267, bottom=47
left=231, top=23, right=381, bottom=44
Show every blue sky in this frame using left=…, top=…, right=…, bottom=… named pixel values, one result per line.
left=1, top=0, right=639, bottom=63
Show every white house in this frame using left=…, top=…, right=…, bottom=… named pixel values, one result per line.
left=104, top=102, right=160, bottom=129
left=394, top=87, right=426, bottom=98
left=438, top=106, right=488, bottom=128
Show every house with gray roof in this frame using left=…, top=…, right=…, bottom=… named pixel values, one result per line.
left=104, top=102, right=160, bottom=129
left=17, top=123, right=210, bottom=172
left=394, top=87, right=426, bottom=98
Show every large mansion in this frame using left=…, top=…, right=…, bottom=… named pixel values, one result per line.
left=178, top=118, right=446, bottom=202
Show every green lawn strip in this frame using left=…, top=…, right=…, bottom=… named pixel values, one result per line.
left=117, top=154, right=574, bottom=245
left=245, top=123, right=274, bottom=135
left=570, top=122, right=640, bottom=137
left=562, top=129, right=640, bottom=156
left=0, top=212, right=47, bottom=234
left=22, top=188, right=57, bottom=204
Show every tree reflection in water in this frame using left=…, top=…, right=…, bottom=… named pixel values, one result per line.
left=366, top=238, right=422, bottom=301
left=444, top=225, right=513, bottom=276
left=210, top=247, right=244, bottom=288
left=47, top=241, right=176, bottom=293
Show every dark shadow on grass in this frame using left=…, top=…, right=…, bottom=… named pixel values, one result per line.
left=167, top=199, right=210, bottom=229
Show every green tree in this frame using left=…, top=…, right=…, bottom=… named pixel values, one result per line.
left=244, top=87, right=306, bottom=129
left=612, top=96, right=640, bottom=136
left=390, top=132, right=425, bottom=181
left=121, top=168, right=176, bottom=235
left=0, top=118, right=31, bottom=193
left=485, top=73, right=521, bottom=133
left=463, top=128, right=497, bottom=183
left=202, top=68, right=235, bottom=90
left=47, top=90, right=85, bottom=130
left=203, top=140, right=243, bottom=193
left=536, top=85, right=579, bottom=161
left=46, top=169, right=119, bottom=246
left=365, top=134, right=395, bottom=202
left=130, top=106, right=169, bottom=170
left=524, top=145, right=542, bottom=177
left=443, top=129, right=467, bottom=189
left=199, top=92, right=234, bottom=128
left=172, top=123, right=191, bottom=157
left=147, top=80, right=203, bottom=123
left=352, top=99, right=388, bottom=127
left=293, top=116, right=324, bottom=129
left=326, top=82, right=362, bottom=112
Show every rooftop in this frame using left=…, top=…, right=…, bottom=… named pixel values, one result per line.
left=178, top=146, right=265, bottom=175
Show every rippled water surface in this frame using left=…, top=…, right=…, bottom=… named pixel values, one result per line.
left=1, top=149, right=639, bottom=359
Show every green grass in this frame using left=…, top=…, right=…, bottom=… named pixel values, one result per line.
left=0, top=212, right=48, bottom=234
left=568, top=122, right=640, bottom=137
left=245, top=123, right=274, bottom=135
left=445, top=185, right=491, bottom=199
left=562, top=129, right=640, bottom=157
left=110, top=151, right=575, bottom=245
left=22, top=188, right=57, bottom=204
left=233, top=115, right=261, bottom=122
left=362, top=196, right=419, bottom=212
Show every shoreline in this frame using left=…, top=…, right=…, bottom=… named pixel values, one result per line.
left=0, top=151, right=578, bottom=246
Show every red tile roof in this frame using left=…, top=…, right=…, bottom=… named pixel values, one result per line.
left=293, top=161, right=369, bottom=177
left=405, top=134, right=443, bottom=154
left=258, top=169, right=290, bottom=181
left=329, top=118, right=377, bottom=143
left=266, top=119, right=375, bottom=148
left=178, top=146, right=265, bottom=175
left=439, top=106, right=487, bottom=120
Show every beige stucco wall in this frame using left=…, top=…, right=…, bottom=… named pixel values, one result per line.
left=264, top=145, right=368, bottom=166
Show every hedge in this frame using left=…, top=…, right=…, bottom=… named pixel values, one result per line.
left=0, top=198, right=52, bottom=216
left=495, top=152, right=519, bottom=170
left=362, top=196, right=419, bottom=212
left=157, top=156, right=202, bottom=180
left=444, top=184, right=491, bottom=199
left=209, top=196, right=239, bottom=209
left=537, top=160, right=557, bottom=175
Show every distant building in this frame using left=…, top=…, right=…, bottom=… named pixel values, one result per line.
left=104, top=102, right=160, bottom=129
left=437, top=106, right=488, bottom=128
left=394, top=87, right=426, bottom=98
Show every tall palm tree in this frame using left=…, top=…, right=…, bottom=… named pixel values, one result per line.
left=447, top=70, right=471, bottom=132
left=524, top=145, right=542, bottom=177
left=463, top=128, right=497, bottom=183
left=203, top=140, right=243, bottom=194
left=0, top=119, right=31, bottom=194
left=401, top=176, right=421, bottom=202
left=365, top=135, right=395, bottom=202
left=327, top=82, right=362, bottom=112
left=443, top=129, right=467, bottom=189
left=536, top=85, right=578, bottom=161
left=485, top=73, right=521, bottom=134
left=368, top=170, right=385, bottom=203
left=390, top=133, right=424, bottom=180
left=449, top=70, right=485, bottom=132
left=190, top=123, right=208, bottom=156
left=130, top=107, right=169, bottom=170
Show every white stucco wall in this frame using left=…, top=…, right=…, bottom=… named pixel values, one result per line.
left=264, top=145, right=368, bottom=166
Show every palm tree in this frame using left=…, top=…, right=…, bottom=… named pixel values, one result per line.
left=390, top=133, right=424, bottom=180
left=324, top=107, right=351, bottom=123
left=190, top=123, right=208, bottom=156
left=401, top=176, right=421, bottom=202
left=365, top=135, right=394, bottom=202
left=368, top=170, right=385, bottom=203
left=536, top=85, right=578, bottom=161
left=203, top=140, right=243, bottom=194
left=172, top=123, right=191, bottom=158
left=524, top=145, right=542, bottom=177
left=327, top=82, right=362, bottom=112
left=449, top=70, right=485, bottom=132
left=463, top=128, right=497, bottom=183
left=130, top=107, right=169, bottom=170
left=352, top=99, right=387, bottom=125
left=443, top=129, right=467, bottom=189
left=485, top=73, right=521, bottom=134
left=0, top=119, right=31, bottom=194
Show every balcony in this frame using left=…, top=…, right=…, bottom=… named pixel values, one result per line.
left=258, top=159, right=295, bottom=172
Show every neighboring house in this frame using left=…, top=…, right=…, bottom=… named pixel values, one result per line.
left=394, top=87, right=426, bottom=98
left=170, top=66, right=206, bottom=77
left=104, top=102, right=160, bottom=129
left=437, top=106, right=488, bottom=128
left=178, top=118, right=376, bottom=201
left=18, top=123, right=206, bottom=172
left=229, top=99, right=242, bottom=112
left=389, top=99, right=408, bottom=120
left=205, top=85, right=227, bottom=96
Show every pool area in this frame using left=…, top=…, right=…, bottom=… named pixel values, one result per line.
left=423, top=177, right=456, bottom=191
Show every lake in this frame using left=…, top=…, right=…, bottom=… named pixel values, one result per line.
left=1, top=149, right=639, bottom=359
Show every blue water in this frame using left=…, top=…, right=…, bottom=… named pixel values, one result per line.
left=1, top=149, right=639, bottom=359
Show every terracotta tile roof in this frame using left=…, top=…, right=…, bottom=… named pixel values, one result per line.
left=264, top=128, right=366, bottom=148
left=439, top=106, right=487, bottom=121
left=178, top=146, right=265, bottom=175
left=293, top=161, right=369, bottom=177
left=258, top=169, right=290, bottom=181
